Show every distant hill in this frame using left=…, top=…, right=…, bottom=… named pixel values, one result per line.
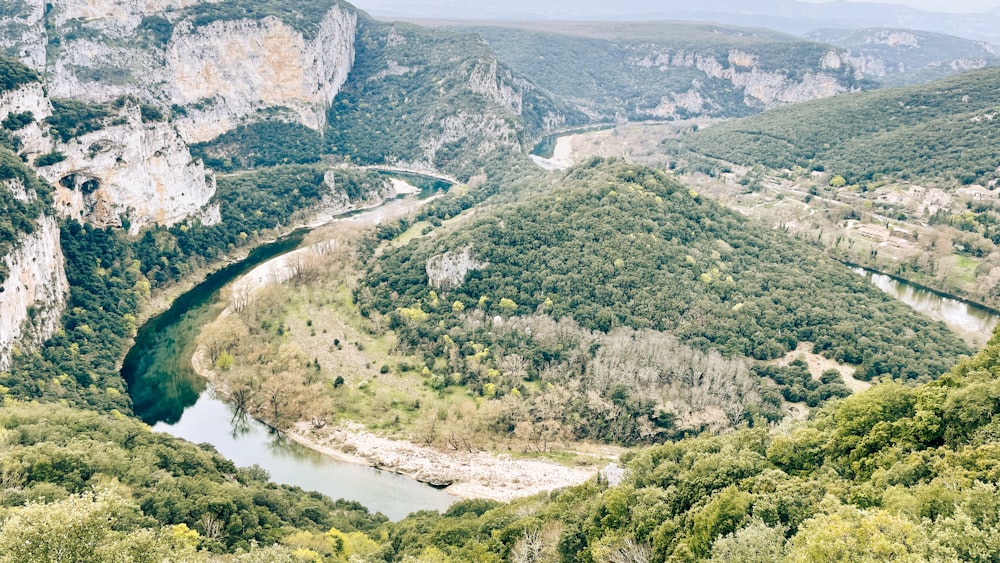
left=439, top=21, right=868, bottom=121
left=806, top=27, right=998, bottom=86
left=684, top=66, right=1000, bottom=186
left=355, top=0, right=1000, bottom=43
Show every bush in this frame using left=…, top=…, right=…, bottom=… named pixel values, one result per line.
left=35, top=151, right=67, bottom=167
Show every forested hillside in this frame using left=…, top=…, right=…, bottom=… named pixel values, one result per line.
left=0, top=402, right=386, bottom=561
left=325, top=17, right=579, bottom=179
left=356, top=159, right=968, bottom=445
left=684, top=66, right=1000, bottom=186
left=375, top=326, right=1000, bottom=561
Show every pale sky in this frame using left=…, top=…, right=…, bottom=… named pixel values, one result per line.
left=802, top=0, right=1000, bottom=13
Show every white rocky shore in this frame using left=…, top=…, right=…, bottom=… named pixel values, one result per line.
left=288, top=422, right=599, bottom=502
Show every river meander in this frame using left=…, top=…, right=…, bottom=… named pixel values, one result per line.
left=121, top=170, right=998, bottom=521
left=122, top=175, right=457, bottom=520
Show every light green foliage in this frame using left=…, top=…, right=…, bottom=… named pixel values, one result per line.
left=710, top=519, right=787, bottom=563
left=375, top=328, right=1000, bottom=561
left=0, top=403, right=387, bottom=553
left=685, top=67, right=1000, bottom=187
left=0, top=489, right=194, bottom=563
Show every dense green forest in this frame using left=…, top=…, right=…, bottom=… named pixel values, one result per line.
left=454, top=22, right=867, bottom=120
left=683, top=66, right=1000, bottom=186
left=0, top=402, right=386, bottom=560
left=0, top=54, right=37, bottom=93
left=374, top=327, right=1000, bottom=561
left=190, top=121, right=325, bottom=171
left=362, top=159, right=967, bottom=386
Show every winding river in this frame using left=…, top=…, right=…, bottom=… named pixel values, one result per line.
left=122, top=174, right=458, bottom=521
left=121, top=169, right=999, bottom=521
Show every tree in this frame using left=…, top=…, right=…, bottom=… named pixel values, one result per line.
left=829, top=175, right=846, bottom=188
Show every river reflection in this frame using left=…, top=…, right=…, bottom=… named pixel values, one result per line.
left=853, top=267, right=999, bottom=347
left=124, top=183, right=457, bottom=519
left=154, top=390, right=456, bottom=521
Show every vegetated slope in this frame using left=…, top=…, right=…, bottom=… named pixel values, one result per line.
left=684, top=66, right=1000, bottom=186
left=0, top=401, right=387, bottom=560
left=326, top=17, right=580, bottom=179
left=806, top=27, right=999, bottom=87
left=359, top=160, right=967, bottom=427
left=2, top=165, right=388, bottom=413
left=448, top=21, right=868, bottom=121
left=377, top=327, right=1000, bottom=562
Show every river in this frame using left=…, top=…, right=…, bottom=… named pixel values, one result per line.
left=852, top=267, right=999, bottom=348
left=122, top=175, right=458, bottom=521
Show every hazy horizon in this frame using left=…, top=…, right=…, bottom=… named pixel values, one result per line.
left=350, top=0, right=1000, bottom=17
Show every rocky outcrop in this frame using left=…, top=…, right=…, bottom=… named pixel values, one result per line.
left=426, top=246, right=487, bottom=290
left=0, top=82, right=53, bottom=157
left=0, top=0, right=46, bottom=69
left=633, top=49, right=853, bottom=113
left=0, top=215, right=68, bottom=370
left=36, top=103, right=215, bottom=233
left=468, top=57, right=524, bottom=116
left=17, top=1, right=357, bottom=143
left=166, top=7, right=356, bottom=142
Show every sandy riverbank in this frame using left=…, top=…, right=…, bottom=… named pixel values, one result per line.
left=193, top=348, right=601, bottom=502
left=288, top=423, right=599, bottom=502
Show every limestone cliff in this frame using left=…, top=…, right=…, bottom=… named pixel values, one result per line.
left=0, top=0, right=46, bottom=69
left=25, top=0, right=357, bottom=143
left=167, top=7, right=356, bottom=142
left=635, top=48, right=855, bottom=116
left=35, top=102, right=216, bottom=233
left=806, top=27, right=999, bottom=86
left=0, top=81, right=53, bottom=157
left=0, top=215, right=68, bottom=371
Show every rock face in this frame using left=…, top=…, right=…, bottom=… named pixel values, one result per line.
left=20, top=1, right=358, bottom=143
left=167, top=7, right=357, bottom=142
left=0, top=82, right=53, bottom=157
left=806, top=27, right=999, bottom=85
left=0, top=0, right=46, bottom=69
left=0, top=215, right=68, bottom=370
left=35, top=103, right=216, bottom=233
left=426, top=247, right=487, bottom=290
left=634, top=48, right=854, bottom=115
